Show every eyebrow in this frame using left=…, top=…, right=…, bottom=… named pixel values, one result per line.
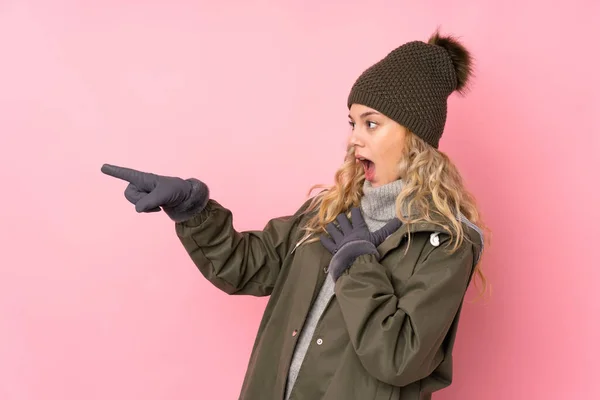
left=348, top=111, right=381, bottom=119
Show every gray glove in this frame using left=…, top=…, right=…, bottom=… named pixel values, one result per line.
left=101, top=164, right=209, bottom=222
left=320, top=207, right=402, bottom=281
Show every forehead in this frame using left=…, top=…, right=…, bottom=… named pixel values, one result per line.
left=349, top=103, right=381, bottom=117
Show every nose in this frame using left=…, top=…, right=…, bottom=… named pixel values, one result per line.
left=349, top=129, right=364, bottom=147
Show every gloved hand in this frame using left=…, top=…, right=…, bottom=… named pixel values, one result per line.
left=320, top=207, right=402, bottom=281
left=101, top=164, right=210, bottom=222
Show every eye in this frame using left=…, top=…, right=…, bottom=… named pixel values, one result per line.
left=367, top=121, right=378, bottom=129
left=348, top=121, right=355, bottom=130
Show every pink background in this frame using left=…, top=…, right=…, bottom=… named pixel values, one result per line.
left=1, top=1, right=598, bottom=399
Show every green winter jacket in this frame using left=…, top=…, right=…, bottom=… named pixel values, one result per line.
left=175, top=197, right=483, bottom=400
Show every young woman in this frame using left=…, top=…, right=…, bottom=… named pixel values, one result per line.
left=102, top=30, right=487, bottom=400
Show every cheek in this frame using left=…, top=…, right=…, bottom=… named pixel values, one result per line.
left=381, top=150, right=403, bottom=174
left=380, top=136, right=404, bottom=168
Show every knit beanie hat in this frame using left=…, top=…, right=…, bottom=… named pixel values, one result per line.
left=347, top=31, right=473, bottom=148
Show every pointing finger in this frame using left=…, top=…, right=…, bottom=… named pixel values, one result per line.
left=101, top=164, right=157, bottom=191
left=101, top=164, right=141, bottom=183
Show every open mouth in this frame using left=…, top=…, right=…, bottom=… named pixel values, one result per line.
left=356, top=156, right=375, bottom=181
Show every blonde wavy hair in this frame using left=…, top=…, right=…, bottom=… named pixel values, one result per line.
left=298, top=130, right=489, bottom=295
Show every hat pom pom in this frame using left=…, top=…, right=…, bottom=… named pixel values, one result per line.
left=428, top=30, right=473, bottom=94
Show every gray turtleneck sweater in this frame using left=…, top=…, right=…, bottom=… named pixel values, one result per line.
left=284, top=179, right=404, bottom=399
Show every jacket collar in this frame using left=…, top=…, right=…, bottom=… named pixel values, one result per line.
left=377, top=219, right=484, bottom=262
left=377, top=220, right=442, bottom=258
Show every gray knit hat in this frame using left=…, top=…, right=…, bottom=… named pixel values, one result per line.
left=347, top=31, right=473, bottom=148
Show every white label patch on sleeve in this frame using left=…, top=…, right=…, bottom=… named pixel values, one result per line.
left=430, top=232, right=440, bottom=247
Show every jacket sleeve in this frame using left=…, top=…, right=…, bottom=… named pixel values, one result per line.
left=334, top=233, right=474, bottom=387
left=175, top=198, right=310, bottom=297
